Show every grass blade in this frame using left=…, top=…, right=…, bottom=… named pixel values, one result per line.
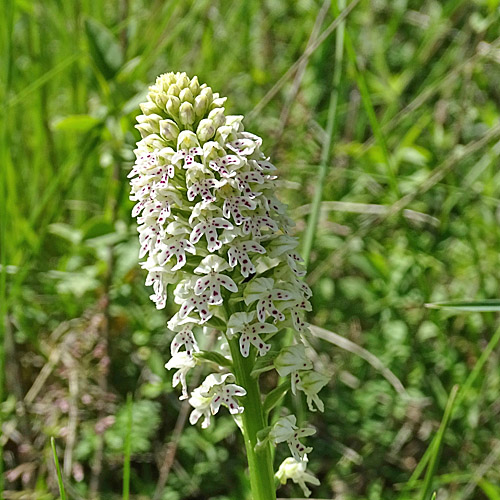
left=478, top=479, right=500, bottom=500
left=405, top=325, right=500, bottom=495
left=301, top=0, right=346, bottom=267
left=419, top=385, right=459, bottom=500
left=426, top=300, right=500, bottom=312
left=51, top=437, right=67, bottom=500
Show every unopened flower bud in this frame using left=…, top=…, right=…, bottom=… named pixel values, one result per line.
left=211, top=96, right=228, bottom=109
left=199, top=86, right=213, bottom=104
left=150, top=91, right=168, bottom=111
left=226, top=115, right=244, bottom=130
left=168, top=83, right=181, bottom=96
left=140, top=101, right=162, bottom=115
left=208, top=108, right=226, bottom=129
left=136, top=113, right=162, bottom=125
left=176, top=73, right=190, bottom=89
left=196, top=118, right=216, bottom=142
left=215, top=125, right=233, bottom=143
left=179, top=87, right=194, bottom=104
left=144, top=133, right=166, bottom=149
left=166, top=96, right=181, bottom=117
left=159, top=119, right=180, bottom=141
left=194, top=94, right=209, bottom=119
left=135, top=122, right=158, bottom=138
left=179, top=102, right=195, bottom=126
left=156, top=72, right=176, bottom=92
left=189, top=76, right=200, bottom=95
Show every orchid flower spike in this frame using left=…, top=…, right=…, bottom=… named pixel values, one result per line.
left=129, top=72, right=330, bottom=498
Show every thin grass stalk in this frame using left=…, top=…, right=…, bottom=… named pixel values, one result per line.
left=301, top=0, right=346, bottom=266
left=454, top=324, right=500, bottom=409
left=419, top=385, right=459, bottom=500
left=248, top=0, right=360, bottom=121
left=51, top=437, right=67, bottom=500
left=273, top=0, right=331, bottom=151
left=281, top=0, right=348, bottom=429
left=287, top=0, right=347, bottom=427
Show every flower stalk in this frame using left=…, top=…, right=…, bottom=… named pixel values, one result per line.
left=228, top=339, right=276, bottom=500
left=129, top=72, right=329, bottom=498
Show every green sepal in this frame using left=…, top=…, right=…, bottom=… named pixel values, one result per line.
left=254, top=426, right=272, bottom=452
left=250, top=351, right=280, bottom=378
left=263, top=380, right=291, bottom=416
left=202, top=316, right=227, bottom=330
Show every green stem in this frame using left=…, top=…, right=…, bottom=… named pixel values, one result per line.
left=301, top=0, right=345, bottom=267
left=228, top=339, right=276, bottom=500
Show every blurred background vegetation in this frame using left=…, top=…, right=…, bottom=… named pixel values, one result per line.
left=2, top=0, right=500, bottom=498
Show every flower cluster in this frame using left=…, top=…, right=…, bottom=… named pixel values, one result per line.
left=129, top=72, right=329, bottom=497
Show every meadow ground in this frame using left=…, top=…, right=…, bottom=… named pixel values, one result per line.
left=2, top=0, right=500, bottom=499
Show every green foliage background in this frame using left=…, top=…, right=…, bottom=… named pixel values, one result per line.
left=2, top=0, right=500, bottom=498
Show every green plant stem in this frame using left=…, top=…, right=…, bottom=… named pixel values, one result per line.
left=51, top=437, right=67, bottom=500
left=419, top=384, right=459, bottom=500
left=228, top=339, right=276, bottom=500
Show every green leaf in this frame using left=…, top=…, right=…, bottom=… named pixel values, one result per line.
left=54, top=114, right=101, bottom=133
left=425, top=299, right=500, bottom=312
left=478, top=479, right=500, bottom=500
left=263, top=380, right=291, bottom=415
left=84, top=18, right=123, bottom=80
left=194, top=350, right=232, bottom=368
left=81, top=217, right=115, bottom=240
